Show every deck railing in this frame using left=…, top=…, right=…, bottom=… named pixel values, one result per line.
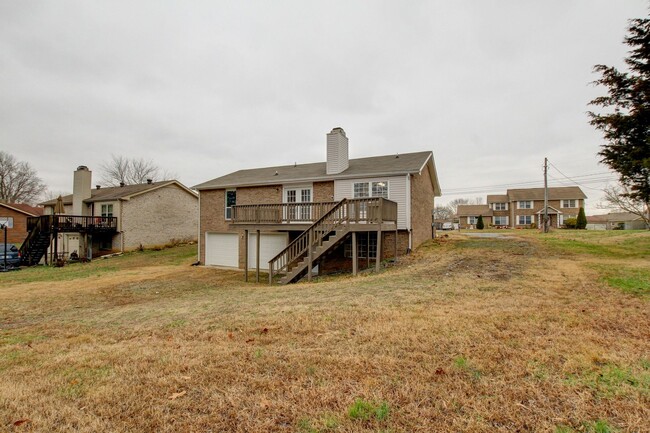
left=232, top=198, right=397, bottom=225
left=26, top=215, right=118, bottom=232
left=267, top=198, right=398, bottom=283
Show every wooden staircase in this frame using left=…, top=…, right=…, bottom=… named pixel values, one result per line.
left=269, top=199, right=351, bottom=284
left=19, top=216, right=51, bottom=266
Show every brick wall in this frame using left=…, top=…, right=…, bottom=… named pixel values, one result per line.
left=410, top=168, right=435, bottom=248
left=121, top=185, right=198, bottom=250
left=0, top=207, right=30, bottom=244
left=313, top=181, right=335, bottom=202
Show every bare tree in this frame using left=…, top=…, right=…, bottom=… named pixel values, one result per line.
left=100, top=155, right=176, bottom=186
left=599, top=185, right=650, bottom=229
left=433, top=205, right=454, bottom=221
left=0, top=151, right=47, bottom=204
left=446, top=197, right=484, bottom=215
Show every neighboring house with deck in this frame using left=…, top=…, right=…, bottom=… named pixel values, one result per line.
left=21, top=166, right=198, bottom=265
left=194, top=127, right=441, bottom=284
left=0, top=202, right=44, bottom=244
left=457, top=186, right=587, bottom=229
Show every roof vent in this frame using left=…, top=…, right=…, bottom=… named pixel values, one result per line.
left=77, top=165, right=89, bottom=171
left=120, top=182, right=125, bottom=187
left=274, top=171, right=279, bottom=176
left=147, top=179, right=152, bottom=184
left=96, top=185, right=101, bottom=190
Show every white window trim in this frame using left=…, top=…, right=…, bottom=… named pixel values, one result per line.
left=493, top=202, right=508, bottom=211
left=561, top=199, right=577, bottom=208
left=0, top=216, right=14, bottom=228
left=225, top=189, right=236, bottom=220
left=352, top=180, right=390, bottom=199
left=517, top=215, right=532, bottom=225
left=283, top=185, right=313, bottom=203
left=518, top=200, right=533, bottom=209
left=494, top=216, right=509, bottom=225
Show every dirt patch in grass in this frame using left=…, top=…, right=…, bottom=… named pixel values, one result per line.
left=0, top=236, right=648, bottom=432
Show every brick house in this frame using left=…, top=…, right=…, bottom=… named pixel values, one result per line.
left=194, top=127, right=441, bottom=283
left=0, top=202, right=44, bottom=244
left=457, top=187, right=586, bottom=229
left=25, top=166, right=198, bottom=263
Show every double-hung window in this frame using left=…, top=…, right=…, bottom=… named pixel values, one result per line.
left=101, top=204, right=113, bottom=218
left=517, top=215, right=532, bottom=225
left=493, top=203, right=507, bottom=211
left=494, top=216, right=508, bottom=226
left=561, top=199, right=577, bottom=208
left=225, top=190, right=237, bottom=220
left=518, top=200, right=532, bottom=209
left=468, top=216, right=478, bottom=225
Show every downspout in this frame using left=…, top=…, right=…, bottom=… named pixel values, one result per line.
left=406, top=173, right=412, bottom=251
left=119, top=199, right=124, bottom=253
left=197, top=192, right=201, bottom=263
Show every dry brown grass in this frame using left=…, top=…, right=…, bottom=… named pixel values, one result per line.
left=1, top=233, right=648, bottom=432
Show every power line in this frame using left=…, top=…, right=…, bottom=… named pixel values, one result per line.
left=547, top=160, right=614, bottom=191
left=443, top=171, right=615, bottom=193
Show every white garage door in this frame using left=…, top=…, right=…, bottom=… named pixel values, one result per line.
left=205, top=233, right=239, bottom=267
left=247, top=233, right=288, bottom=268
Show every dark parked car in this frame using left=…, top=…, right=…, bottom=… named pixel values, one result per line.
left=0, top=243, right=21, bottom=268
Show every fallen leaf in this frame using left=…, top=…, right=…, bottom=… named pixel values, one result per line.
left=246, top=338, right=255, bottom=343
left=227, top=332, right=233, bottom=340
left=435, top=368, right=446, bottom=375
left=260, top=398, right=270, bottom=409
left=260, top=327, right=269, bottom=334
left=13, top=419, right=30, bottom=426
left=168, top=390, right=187, bottom=400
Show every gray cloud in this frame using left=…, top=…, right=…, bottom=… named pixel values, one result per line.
left=1, top=0, right=646, bottom=213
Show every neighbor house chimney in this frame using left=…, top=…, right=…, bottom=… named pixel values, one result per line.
left=147, top=178, right=152, bottom=184
left=326, top=127, right=349, bottom=175
left=73, top=166, right=92, bottom=215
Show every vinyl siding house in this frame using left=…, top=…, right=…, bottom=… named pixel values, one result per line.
left=457, top=187, right=587, bottom=229
left=27, top=166, right=198, bottom=263
left=194, top=127, right=441, bottom=284
left=0, top=202, right=44, bottom=244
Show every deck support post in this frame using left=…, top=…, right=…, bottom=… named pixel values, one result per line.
left=394, top=227, right=398, bottom=259
left=244, top=230, right=248, bottom=282
left=256, top=229, right=260, bottom=283
left=376, top=229, right=382, bottom=272
left=307, top=229, right=313, bottom=282
left=352, top=231, right=358, bottom=276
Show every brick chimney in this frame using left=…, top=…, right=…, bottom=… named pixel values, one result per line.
left=73, top=166, right=92, bottom=215
left=326, top=127, right=349, bottom=175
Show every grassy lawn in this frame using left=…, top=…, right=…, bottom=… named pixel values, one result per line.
left=1, top=231, right=648, bottom=432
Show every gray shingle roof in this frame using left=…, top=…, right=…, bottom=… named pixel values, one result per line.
left=506, top=187, right=586, bottom=201
left=456, top=204, right=493, bottom=217
left=194, top=151, right=434, bottom=190
left=40, top=180, right=192, bottom=206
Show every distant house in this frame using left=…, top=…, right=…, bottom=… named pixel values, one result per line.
left=587, top=212, right=647, bottom=230
left=0, top=202, right=44, bottom=244
left=194, top=127, right=441, bottom=284
left=456, top=187, right=587, bottom=229
left=23, top=166, right=198, bottom=264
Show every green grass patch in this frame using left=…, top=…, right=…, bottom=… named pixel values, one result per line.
left=565, top=362, right=649, bottom=397
left=348, top=398, right=390, bottom=422
left=0, top=244, right=197, bottom=285
left=556, top=419, right=618, bottom=433
left=534, top=230, right=650, bottom=259
left=590, top=264, right=650, bottom=297
left=453, top=356, right=482, bottom=379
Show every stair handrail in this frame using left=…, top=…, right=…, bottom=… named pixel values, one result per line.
left=268, top=198, right=349, bottom=282
left=19, top=215, right=51, bottom=265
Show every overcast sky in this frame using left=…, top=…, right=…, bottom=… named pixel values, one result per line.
left=1, top=1, right=647, bottom=213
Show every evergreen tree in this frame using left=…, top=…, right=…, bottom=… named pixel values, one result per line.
left=576, top=207, right=587, bottom=230
left=476, top=215, right=484, bottom=230
left=589, top=16, right=650, bottom=212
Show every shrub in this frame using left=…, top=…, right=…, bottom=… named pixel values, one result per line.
left=564, top=218, right=578, bottom=229
left=476, top=215, right=484, bottom=230
left=577, top=207, right=587, bottom=229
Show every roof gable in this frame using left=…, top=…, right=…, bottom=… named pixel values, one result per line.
left=40, top=180, right=197, bottom=206
left=194, top=151, right=440, bottom=196
left=0, top=202, right=44, bottom=216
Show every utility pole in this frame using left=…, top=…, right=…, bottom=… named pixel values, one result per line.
left=543, top=157, right=549, bottom=233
